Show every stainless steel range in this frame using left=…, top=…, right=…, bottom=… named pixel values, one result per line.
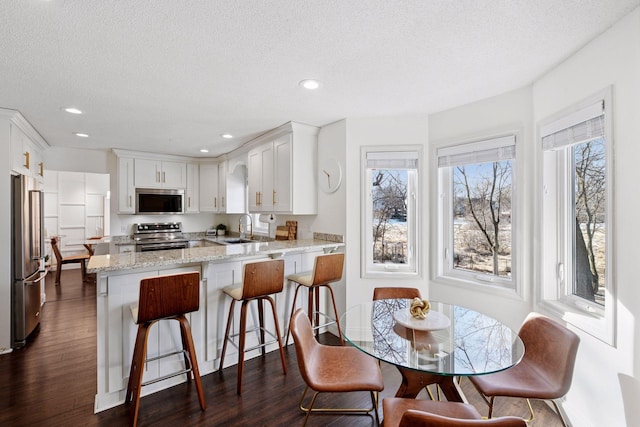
left=133, top=222, right=189, bottom=252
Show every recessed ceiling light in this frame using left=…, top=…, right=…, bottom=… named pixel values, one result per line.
left=299, top=79, right=321, bottom=90
left=221, top=134, right=233, bottom=139
left=64, top=107, right=83, bottom=114
left=74, top=133, right=89, bottom=138
left=200, top=149, right=209, bottom=153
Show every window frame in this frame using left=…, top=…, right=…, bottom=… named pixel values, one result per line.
left=435, top=133, right=519, bottom=293
left=361, top=145, right=421, bottom=278
left=539, top=86, right=615, bottom=346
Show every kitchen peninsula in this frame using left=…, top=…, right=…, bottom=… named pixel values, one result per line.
left=88, top=238, right=343, bottom=413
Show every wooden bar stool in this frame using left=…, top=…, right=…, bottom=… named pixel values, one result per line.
left=285, top=252, right=345, bottom=346
left=219, top=258, right=287, bottom=394
left=125, top=272, right=206, bottom=427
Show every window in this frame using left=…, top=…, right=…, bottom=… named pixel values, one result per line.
left=540, top=89, right=614, bottom=344
left=362, top=147, right=420, bottom=277
left=437, top=135, right=516, bottom=289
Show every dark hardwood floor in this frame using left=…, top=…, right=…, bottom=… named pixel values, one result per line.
left=0, top=269, right=563, bottom=426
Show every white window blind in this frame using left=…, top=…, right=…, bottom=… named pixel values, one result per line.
left=541, top=100, right=605, bottom=151
left=437, top=135, right=515, bottom=168
left=366, top=151, right=418, bottom=169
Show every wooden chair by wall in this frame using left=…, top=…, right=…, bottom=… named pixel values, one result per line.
left=50, top=236, right=91, bottom=285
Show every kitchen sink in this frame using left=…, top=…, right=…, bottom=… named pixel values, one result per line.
left=206, top=237, right=258, bottom=246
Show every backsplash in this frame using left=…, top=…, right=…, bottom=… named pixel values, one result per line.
left=313, top=232, right=344, bottom=243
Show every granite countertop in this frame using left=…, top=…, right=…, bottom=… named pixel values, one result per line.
left=87, top=239, right=344, bottom=273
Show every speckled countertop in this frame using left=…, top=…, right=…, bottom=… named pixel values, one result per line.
left=87, top=239, right=344, bottom=273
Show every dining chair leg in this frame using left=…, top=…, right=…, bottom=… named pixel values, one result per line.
left=55, top=265, right=61, bottom=285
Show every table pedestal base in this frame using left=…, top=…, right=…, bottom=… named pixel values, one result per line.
left=395, top=367, right=466, bottom=402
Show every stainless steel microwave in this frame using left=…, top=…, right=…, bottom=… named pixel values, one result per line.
left=136, top=188, right=184, bottom=214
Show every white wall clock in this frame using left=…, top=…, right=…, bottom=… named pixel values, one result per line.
left=319, top=158, right=342, bottom=193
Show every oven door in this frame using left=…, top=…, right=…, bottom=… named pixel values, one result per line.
left=136, top=241, right=188, bottom=252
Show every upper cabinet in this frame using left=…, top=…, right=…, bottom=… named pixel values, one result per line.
left=134, top=159, right=186, bottom=189
left=117, top=157, right=135, bottom=214
left=199, top=162, right=219, bottom=212
left=185, top=163, right=199, bottom=213
left=247, top=122, right=318, bottom=214
left=7, top=111, right=48, bottom=182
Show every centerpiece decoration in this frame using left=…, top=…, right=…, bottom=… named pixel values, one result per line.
left=409, top=297, right=430, bottom=319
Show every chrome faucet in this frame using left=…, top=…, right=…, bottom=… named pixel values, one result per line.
left=239, top=214, right=253, bottom=239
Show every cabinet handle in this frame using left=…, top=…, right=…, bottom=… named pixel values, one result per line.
left=156, top=171, right=160, bottom=182
left=273, top=190, right=276, bottom=205
left=188, top=196, right=191, bottom=208
left=129, top=195, right=132, bottom=207
left=162, top=171, right=166, bottom=183
left=24, top=151, right=30, bottom=170
left=222, top=196, right=225, bottom=208
left=214, top=197, right=217, bottom=209
left=258, top=191, right=262, bottom=206
left=38, top=162, right=44, bottom=177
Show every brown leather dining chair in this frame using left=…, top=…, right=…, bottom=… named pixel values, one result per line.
left=373, top=286, right=422, bottom=301
left=469, top=312, right=580, bottom=427
left=50, top=236, right=91, bottom=284
left=289, top=308, right=384, bottom=426
left=383, top=397, right=526, bottom=427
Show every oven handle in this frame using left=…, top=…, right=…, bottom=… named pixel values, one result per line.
left=138, top=243, right=188, bottom=252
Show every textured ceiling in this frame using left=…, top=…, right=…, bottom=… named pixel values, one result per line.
left=1, top=1, right=639, bottom=157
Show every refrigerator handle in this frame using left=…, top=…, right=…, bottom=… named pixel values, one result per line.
left=25, top=271, right=47, bottom=285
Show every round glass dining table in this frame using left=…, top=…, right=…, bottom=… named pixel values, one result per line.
left=339, top=299, right=525, bottom=401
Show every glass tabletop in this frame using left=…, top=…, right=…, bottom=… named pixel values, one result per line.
left=340, top=299, right=525, bottom=377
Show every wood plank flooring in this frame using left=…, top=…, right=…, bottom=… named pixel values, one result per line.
left=0, top=269, right=564, bottom=426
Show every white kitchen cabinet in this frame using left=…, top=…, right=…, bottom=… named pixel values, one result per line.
left=217, top=160, right=227, bottom=212
left=11, top=122, right=45, bottom=181
left=134, top=158, right=186, bottom=189
left=224, top=155, right=247, bottom=214
left=185, top=162, right=199, bottom=213
left=247, top=122, right=318, bottom=214
left=198, top=162, right=219, bottom=212
left=117, top=244, right=135, bottom=254
left=117, top=157, right=135, bottom=214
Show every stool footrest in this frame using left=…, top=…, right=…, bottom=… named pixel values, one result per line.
left=141, top=367, right=192, bottom=387
left=225, top=326, right=280, bottom=353
left=140, top=349, right=193, bottom=387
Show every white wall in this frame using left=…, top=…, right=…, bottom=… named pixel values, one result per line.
left=344, top=116, right=429, bottom=308
left=427, top=86, right=534, bottom=326
left=532, top=8, right=640, bottom=427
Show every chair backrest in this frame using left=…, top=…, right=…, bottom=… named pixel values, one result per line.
left=289, top=308, right=320, bottom=386
left=399, top=410, right=527, bottom=427
left=50, top=236, right=63, bottom=263
left=241, top=258, right=285, bottom=299
left=136, top=271, right=200, bottom=324
left=311, top=253, right=344, bottom=286
left=518, top=312, right=580, bottom=398
left=373, top=287, right=421, bottom=301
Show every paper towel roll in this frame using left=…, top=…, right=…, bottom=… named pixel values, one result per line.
left=259, top=213, right=277, bottom=224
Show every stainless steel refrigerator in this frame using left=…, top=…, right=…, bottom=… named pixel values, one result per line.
left=11, top=174, right=46, bottom=348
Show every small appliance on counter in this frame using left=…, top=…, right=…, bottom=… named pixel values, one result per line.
left=205, top=229, right=217, bottom=237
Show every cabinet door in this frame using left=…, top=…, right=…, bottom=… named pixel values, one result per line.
left=134, top=159, right=161, bottom=188
left=11, top=124, right=40, bottom=177
left=117, top=157, right=135, bottom=214
left=273, top=135, right=292, bottom=212
left=185, top=163, right=199, bottom=213
left=218, top=160, right=227, bottom=212
left=199, top=163, right=219, bottom=212
left=248, top=143, right=274, bottom=212
left=161, top=161, right=187, bottom=188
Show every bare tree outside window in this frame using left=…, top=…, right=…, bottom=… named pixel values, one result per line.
left=371, top=169, right=408, bottom=264
left=452, top=160, right=512, bottom=277
left=573, top=138, right=606, bottom=305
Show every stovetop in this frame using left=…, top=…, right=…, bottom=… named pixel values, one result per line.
left=133, top=222, right=186, bottom=242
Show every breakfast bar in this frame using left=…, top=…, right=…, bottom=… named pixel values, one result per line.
left=88, top=239, right=344, bottom=413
